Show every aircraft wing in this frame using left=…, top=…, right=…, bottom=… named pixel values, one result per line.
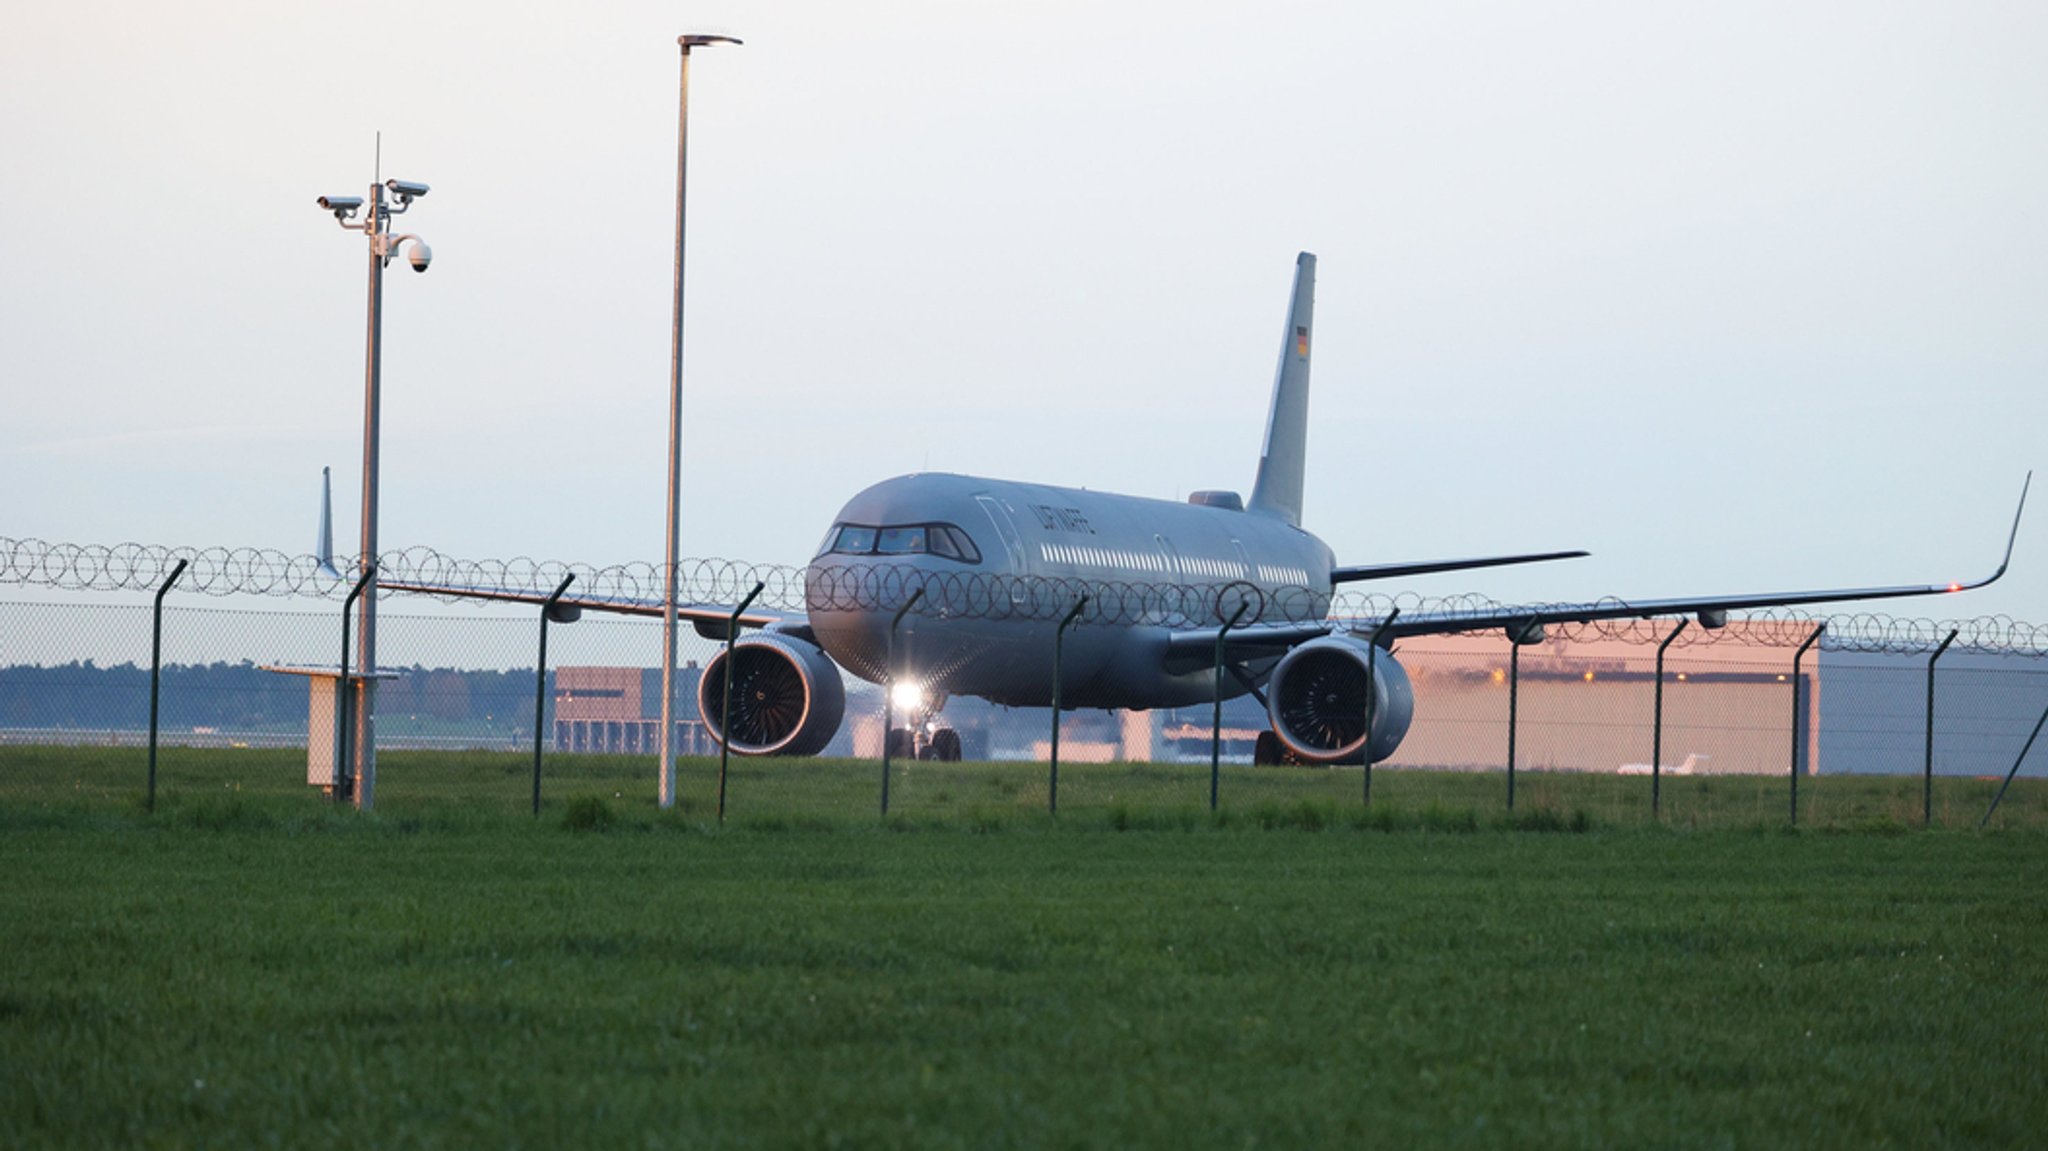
left=379, top=579, right=784, bottom=640
left=1166, top=475, right=2027, bottom=658
left=1162, top=620, right=1335, bottom=674
left=1362, top=475, right=2030, bottom=642
left=1331, top=549, right=1588, bottom=584
left=314, top=471, right=785, bottom=638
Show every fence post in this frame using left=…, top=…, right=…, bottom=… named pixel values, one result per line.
left=532, top=575, right=577, bottom=817
left=335, top=565, right=376, bottom=803
left=1979, top=696, right=2048, bottom=829
left=1652, top=619, right=1689, bottom=820
left=717, top=581, right=766, bottom=824
left=146, top=558, right=189, bottom=813
left=1211, top=600, right=1250, bottom=813
left=1505, top=619, right=1539, bottom=812
left=1924, top=629, right=1959, bottom=828
left=880, top=586, right=925, bottom=818
left=1362, top=607, right=1400, bottom=807
left=1049, top=595, right=1088, bottom=817
left=1790, top=623, right=1825, bottom=827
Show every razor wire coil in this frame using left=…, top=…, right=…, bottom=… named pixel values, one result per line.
left=5, top=536, right=2045, bottom=657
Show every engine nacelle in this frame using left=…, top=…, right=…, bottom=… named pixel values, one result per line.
left=697, top=633, right=846, bottom=756
left=1266, top=634, right=1415, bottom=764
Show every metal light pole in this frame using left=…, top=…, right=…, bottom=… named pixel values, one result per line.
left=660, top=32, right=742, bottom=809
left=316, top=175, right=434, bottom=811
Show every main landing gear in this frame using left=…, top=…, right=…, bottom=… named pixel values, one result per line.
left=1253, top=729, right=1363, bottom=767
left=887, top=726, right=964, bottom=762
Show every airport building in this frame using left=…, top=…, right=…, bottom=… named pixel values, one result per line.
left=551, top=665, right=717, bottom=755
left=541, top=621, right=2020, bottom=775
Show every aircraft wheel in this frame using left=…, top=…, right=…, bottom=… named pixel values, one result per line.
left=929, top=728, right=963, bottom=762
left=1254, top=730, right=1286, bottom=767
left=886, top=727, right=916, bottom=759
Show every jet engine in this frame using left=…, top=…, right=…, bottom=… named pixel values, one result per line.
left=697, top=634, right=846, bottom=756
left=1265, top=635, right=1415, bottom=764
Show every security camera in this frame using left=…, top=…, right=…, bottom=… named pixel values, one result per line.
left=385, top=179, right=430, bottom=200
left=405, top=239, right=433, bottom=273
left=317, top=195, right=363, bottom=219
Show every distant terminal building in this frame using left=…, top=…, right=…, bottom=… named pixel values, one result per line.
left=552, top=665, right=715, bottom=755
left=542, top=623, right=2044, bottom=776
left=1380, top=625, right=1809, bottom=775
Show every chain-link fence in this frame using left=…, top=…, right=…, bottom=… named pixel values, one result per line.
left=4, top=594, right=2045, bottom=826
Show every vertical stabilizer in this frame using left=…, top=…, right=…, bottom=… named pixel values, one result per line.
left=316, top=467, right=341, bottom=579
left=1247, top=252, right=1315, bottom=526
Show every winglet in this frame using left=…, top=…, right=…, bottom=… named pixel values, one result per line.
left=1974, top=470, right=2031, bottom=590
left=315, top=467, right=342, bottom=580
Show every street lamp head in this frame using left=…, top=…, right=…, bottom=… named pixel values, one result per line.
left=317, top=195, right=363, bottom=221
left=680, top=33, right=742, bottom=50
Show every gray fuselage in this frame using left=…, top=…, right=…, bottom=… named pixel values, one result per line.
left=804, top=472, right=1336, bottom=710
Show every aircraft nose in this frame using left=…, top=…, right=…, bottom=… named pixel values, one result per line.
left=808, top=607, right=890, bottom=683
left=805, top=562, right=897, bottom=681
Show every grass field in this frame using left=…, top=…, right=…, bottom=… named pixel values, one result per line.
left=7, top=743, right=2046, bottom=832
left=4, top=749, right=2046, bottom=1147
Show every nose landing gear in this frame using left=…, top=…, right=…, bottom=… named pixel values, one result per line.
left=886, top=725, right=964, bottom=761
left=888, top=686, right=963, bottom=761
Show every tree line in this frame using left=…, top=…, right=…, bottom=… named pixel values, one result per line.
left=0, top=661, right=535, bottom=732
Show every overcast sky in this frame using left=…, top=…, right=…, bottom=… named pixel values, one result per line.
left=3, top=1, right=2043, bottom=624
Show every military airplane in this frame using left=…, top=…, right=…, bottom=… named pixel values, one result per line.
left=364, top=253, right=2028, bottom=765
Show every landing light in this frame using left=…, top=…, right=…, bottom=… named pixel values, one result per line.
left=891, top=681, right=925, bottom=711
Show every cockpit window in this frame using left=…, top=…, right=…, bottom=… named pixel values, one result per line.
left=832, top=525, right=877, bottom=555
left=818, top=522, right=981, bottom=565
left=938, top=526, right=981, bottom=563
left=875, top=527, right=928, bottom=555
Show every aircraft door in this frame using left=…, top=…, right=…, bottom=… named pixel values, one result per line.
left=1153, top=534, right=1183, bottom=583
left=974, top=495, right=1027, bottom=576
left=1154, top=534, right=1190, bottom=626
left=1231, top=539, right=1254, bottom=581
left=973, top=496, right=1035, bottom=613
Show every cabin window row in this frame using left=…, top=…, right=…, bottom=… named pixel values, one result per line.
left=1035, top=544, right=1308, bottom=588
